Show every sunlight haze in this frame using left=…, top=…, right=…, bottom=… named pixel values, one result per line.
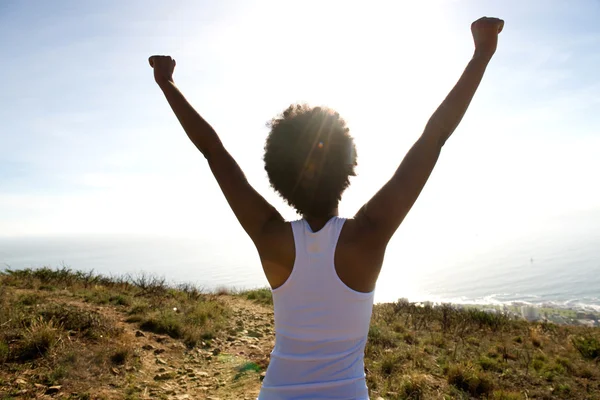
left=1, top=0, right=599, bottom=300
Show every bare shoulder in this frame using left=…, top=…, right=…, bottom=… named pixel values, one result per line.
left=255, top=219, right=295, bottom=289
left=340, top=217, right=385, bottom=251
left=335, top=218, right=386, bottom=293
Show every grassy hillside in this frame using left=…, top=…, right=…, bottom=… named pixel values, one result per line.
left=0, top=268, right=598, bottom=399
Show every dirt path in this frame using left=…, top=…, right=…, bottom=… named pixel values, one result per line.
left=5, top=290, right=275, bottom=400
left=107, top=295, right=274, bottom=400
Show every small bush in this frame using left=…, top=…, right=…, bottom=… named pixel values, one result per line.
left=46, top=364, right=68, bottom=386
left=403, top=332, right=418, bottom=345
left=110, top=294, right=132, bottom=306
left=400, top=374, right=427, bottom=399
left=368, top=325, right=397, bottom=348
left=183, top=328, right=215, bottom=348
left=556, top=383, right=571, bottom=395
left=466, top=336, right=480, bottom=346
left=83, top=289, right=110, bottom=305
left=125, top=315, right=144, bottom=323
left=577, top=366, right=594, bottom=379
left=244, top=288, right=272, bottom=305
left=185, top=301, right=227, bottom=326
left=531, top=359, right=545, bottom=372
left=571, top=334, right=600, bottom=361
left=554, top=356, right=573, bottom=373
left=466, top=309, right=510, bottom=332
left=111, top=347, right=130, bottom=365
left=128, top=300, right=151, bottom=316
left=40, top=305, right=119, bottom=339
left=513, top=336, right=523, bottom=344
left=380, top=353, right=401, bottom=376
left=216, top=286, right=231, bottom=296
left=18, top=293, right=40, bottom=306
left=140, top=312, right=184, bottom=339
left=177, top=283, right=204, bottom=301
left=492, top=390, right=523, bottom=400
left=128, top=273, right=167, bottom=297
left=478, top=356, right=503, bottom=372
left=447, top=364, right=494, bottom=397
left=0, top=340, right=9, bottom=363
left=18, top=318, right=60, bottom=360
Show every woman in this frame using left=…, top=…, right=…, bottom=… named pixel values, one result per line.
left=149, top=16, right=504, bottom=400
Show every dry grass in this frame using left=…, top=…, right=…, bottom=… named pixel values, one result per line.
left=0, top=267, right=230, bottom=399
left=1, top=267, right=599, bottom=399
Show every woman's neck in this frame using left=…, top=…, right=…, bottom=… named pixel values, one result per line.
left=303, top=209, right=339, bottom=232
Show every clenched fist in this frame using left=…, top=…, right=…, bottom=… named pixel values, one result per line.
left=471, top=17, right=504, bottom=59
left=149, top=55, right=176, bottom=85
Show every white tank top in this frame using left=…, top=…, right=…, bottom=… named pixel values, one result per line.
left=258, top=217, right=375, bottom=400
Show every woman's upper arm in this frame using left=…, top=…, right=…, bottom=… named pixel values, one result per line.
left=207, top=144, right=284, bottom=242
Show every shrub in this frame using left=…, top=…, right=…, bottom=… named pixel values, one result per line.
left=18, top=318, right=60, bottom=360
left=184, top=301, right=227, bottom=326
left=447, top=364, right=494, bottom=397
left=128, top=300, right=151, bottom=316
left=400, top=374, right=427, bottom=399
left=466, top=309, right=510, bottom=332
left=556, top=383, right=571, bottom=395
left=18, top=293, right=40, bottom=306
left=571, top=334, right=600, bottom=361
left=403, top=332, right=418, bottom=345
left=110, top=294, right=132, bottom=306
left=111, top=347, right=130, bottom=365
left=128, top=273, right=167, bottom=297
left=183, top=328, right=215, bottom=348
left=83, top=289, right=110, bottom=305
left=577, top=366, right=594, bottom=379
left=0, top=340, right=9, bottom=363
left=244, top=288, right=272, bottom=305
left=531, top=359, right=545, bottom=372
left=478, top=356, right=503, bottom=372
left=492, top=390, right=523, bottom=400
left=40, top=304, right=119, bottom=339
left=466, top=336, right=480, bottom=346
left=177, top=283, right=204, bottom=301
left=368, top=325, right=397, bottom=348
left=380, top=353, right=402, bottom=376
left=530, top=331, right=542, bottom=348
left=554, top=356, right=573, bottom=373
left=46, top=365, right=68, bottom=386
left=140, top=312, right=184, bottom=338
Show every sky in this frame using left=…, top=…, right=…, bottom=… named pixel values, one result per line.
left=1, top=0, right=599, bottom=261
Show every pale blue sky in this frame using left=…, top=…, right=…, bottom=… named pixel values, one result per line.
left=1, top=0, right=599, bottom=247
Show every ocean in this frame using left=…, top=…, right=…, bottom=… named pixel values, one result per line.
left=1, top=210, right=599, bottom=312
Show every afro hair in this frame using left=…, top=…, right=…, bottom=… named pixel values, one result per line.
left=264, top=104, right=357, bottom=217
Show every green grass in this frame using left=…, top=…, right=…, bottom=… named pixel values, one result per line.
left=478, top=356, right=503, bottom=372
left=0, top=339, right=10, bottom=363
left=1, top=267, right=599, bottom=399
left=571, top=334, right=600, bottom=361
left=138, top=300, right=229, bottom=347
left=18, top=318, right=60, bottom=361
left=446, top=363, right=494, bottom=398
left=242, top=288, right=273, bottom=305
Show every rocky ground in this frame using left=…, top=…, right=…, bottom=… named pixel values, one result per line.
left=2, top=268, right=599, bottom=399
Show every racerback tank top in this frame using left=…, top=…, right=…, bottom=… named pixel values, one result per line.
left=258, top=217, right=375, bottom=400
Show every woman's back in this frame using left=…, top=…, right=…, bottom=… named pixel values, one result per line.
left=150, top=17, right=503, bottom=398
left=259, top=217, right=374, bottom=400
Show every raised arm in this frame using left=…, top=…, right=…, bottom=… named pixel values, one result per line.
left=355, top=17, right=504, bottom=244
left=149, top=56, right=283, bottom=242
